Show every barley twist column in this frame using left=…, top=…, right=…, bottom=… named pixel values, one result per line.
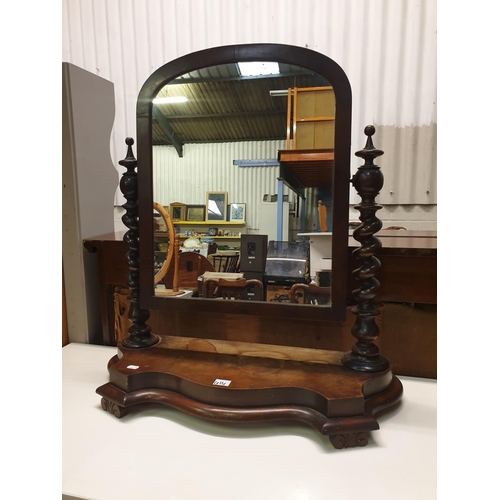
left=119, top=138, right=159, bottom=349
left=342, top=126, right=389, bottom=372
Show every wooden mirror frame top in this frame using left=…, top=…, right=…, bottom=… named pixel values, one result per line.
left=137, top=43, right=352, bottom=322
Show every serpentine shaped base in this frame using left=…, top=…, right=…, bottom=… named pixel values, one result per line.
left=96, top=336, right=403, bottom=449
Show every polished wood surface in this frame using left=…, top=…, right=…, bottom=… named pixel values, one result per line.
left=357, top=248, right=436, bottom=304
left=350, top=230, right=436, bottom=304
left=110, top=298, right=436, bottom=378
left=278, top=149, right=335, bottom=189
left=106, top=337, right=390, bottom=412
left=353, top=233, right=437, bottom=250
left=303, top=229, right=437, bottom=304
left=96, top=335, right=402, bottom=448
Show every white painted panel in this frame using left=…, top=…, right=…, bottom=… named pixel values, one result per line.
left=62, top=0, right=437, bottom=206
left=62, top=63, right=117, bottom=344
left=259, top=203, right=290, bottom=242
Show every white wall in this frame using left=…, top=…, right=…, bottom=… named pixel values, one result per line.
left=63, top=0, right=437, bottom=228
left=153, top=141, right=294, bottom=233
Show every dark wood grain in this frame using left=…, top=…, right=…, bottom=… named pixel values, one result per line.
left=118, top=138, right=159, bottom=349
left=96, top=338, right=403, bottom=448
left=83, top=234, right=127, bottom=345
left=342, top=126, right=389, bottom=372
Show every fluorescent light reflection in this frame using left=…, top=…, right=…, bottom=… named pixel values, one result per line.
left=238, top=61, right=280, bottom=77
left=153, top=96, right=188, bottom=104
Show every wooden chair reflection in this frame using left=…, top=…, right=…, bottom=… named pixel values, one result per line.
left=290, top=283, right=331, bottom=305
left=209, top=253, right=240, bottom=273
left=202, top=278, right=263, bottom=301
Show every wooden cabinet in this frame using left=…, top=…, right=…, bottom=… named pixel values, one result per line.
left=301, top=230, right=438, bottom=305
left=83, top=232, right=128, bottom=345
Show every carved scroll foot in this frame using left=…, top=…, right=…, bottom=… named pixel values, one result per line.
left=101, top=397, right=128, bottom=418
left=329, top=432, right=369, bottom=449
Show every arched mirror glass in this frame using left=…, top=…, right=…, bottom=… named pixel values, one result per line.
left=137, top=44, right=352, bottom=322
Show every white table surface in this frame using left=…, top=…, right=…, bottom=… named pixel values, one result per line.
left=62, top=343, right=437, bottom=500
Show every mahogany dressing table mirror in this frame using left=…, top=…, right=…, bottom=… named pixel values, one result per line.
left=97, top=43, right=403, bottom=449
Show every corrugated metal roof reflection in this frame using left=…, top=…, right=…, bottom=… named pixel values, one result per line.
left=153, top=67, right=326, bottom=145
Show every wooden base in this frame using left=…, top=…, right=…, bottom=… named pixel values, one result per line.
left=96, top=336, right=403, bottom=449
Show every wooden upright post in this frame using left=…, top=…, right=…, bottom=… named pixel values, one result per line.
left=342, top=126, right=389, bottom=372
left=119, top=138, right=159, bottom=349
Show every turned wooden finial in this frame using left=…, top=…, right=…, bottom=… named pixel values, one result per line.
left=342, top=126, right=389, bottom=373
left=119, top=137, right=159, bottom=349
left=356, top=125, right=380, bottom=160
left=124, top=136, right=135, bottom=159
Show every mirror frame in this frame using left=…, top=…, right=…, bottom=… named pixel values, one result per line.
left=137, top=43, right=352, bottom=322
